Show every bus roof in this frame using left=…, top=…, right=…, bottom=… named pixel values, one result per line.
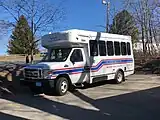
left=41, top=29, right=131, bottom=48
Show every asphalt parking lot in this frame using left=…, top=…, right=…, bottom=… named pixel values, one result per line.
left=0, top=74, right=160, bottom=120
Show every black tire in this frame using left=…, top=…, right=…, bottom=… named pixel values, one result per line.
left=55, top=77, right=69, bottom=96
left=114, top=70, right=124, bottom=84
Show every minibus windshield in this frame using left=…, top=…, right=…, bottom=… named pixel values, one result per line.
left=41, top=48, right=72, bottom=62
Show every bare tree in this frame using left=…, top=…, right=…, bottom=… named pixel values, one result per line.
left=0, top=20, right=12, bottom=36
left=123, top=0, right=160, bottom=58
left=0, top=0, right=65, bottom=63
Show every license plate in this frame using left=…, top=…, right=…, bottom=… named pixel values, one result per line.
left=36, top=82, right=42, bottom=87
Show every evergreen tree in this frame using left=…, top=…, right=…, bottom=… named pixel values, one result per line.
left=7, top=15, right=39, bottom=55
left=110, top=10, right=139, bottom=43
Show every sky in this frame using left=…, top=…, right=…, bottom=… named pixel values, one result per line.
left=0, top=0, right=123, bottom=55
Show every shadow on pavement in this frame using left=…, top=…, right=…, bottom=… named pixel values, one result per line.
left=0, top=63, right=30, bottom=96
left=72, top=87, right=160, bottom=120
left=0, top=112, right=29, bottom=120
left=1, top=86, right=160, bottom=120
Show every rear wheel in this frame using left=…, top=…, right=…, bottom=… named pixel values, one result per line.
left=114, top=71, right=124, bottom=84
left=55, top=77, right=69, bottom=96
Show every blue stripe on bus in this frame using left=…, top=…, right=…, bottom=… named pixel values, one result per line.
left=91, top=59, right=133, bottom=71
left=53, top=58, right=133, bottom=74
left=53, top=68, right=84, bottom=74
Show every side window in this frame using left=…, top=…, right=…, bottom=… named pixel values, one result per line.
left=89, top=40, right=98, bottom=56
left=121, top=42, right=127, bottom=55
left=107, top=41, right=114, bottom=56
left=127, top=42, right=131, bottom=55
left=70, top=49, right=83, bottom=62
left=114, top=41, right=120, bottom=55
left=99, top=41, right=106, bottom=56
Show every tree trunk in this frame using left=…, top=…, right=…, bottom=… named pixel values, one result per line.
left=30, top=52, right=33, bottom=64
left=149, top=20, right=153, bottom=56
left=30, top=0, right=35, bottom=64
left=26, top=55, right=29, bottom=64
left=141, top=24, right=146, bottom=58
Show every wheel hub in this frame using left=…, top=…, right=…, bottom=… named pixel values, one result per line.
left=61, top=81, right=67, bottom=93
left=117, top=73, right=123, bottom=82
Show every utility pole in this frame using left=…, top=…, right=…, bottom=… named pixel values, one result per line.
left=102, top=0, right=110, bottom=33
left=106, top=2, right=110, bottom=33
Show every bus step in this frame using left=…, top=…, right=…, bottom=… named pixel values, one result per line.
left=92, top=76, right=108, bottom=83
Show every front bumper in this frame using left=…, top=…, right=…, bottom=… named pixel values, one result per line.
left=20, top=78, right=55, bottom=89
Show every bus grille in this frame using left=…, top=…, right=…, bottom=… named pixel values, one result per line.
left=24, top=68, right=42, bottom=79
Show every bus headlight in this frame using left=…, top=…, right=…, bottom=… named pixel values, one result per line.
left=43, top=69, right=55, bottom=79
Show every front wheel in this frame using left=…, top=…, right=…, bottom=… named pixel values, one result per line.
left=55, top=77, right=69, bottom=96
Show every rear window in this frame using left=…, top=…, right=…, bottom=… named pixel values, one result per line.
left=127, top=42, right=131, bottom=55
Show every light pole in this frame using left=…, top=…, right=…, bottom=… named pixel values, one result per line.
left=102, top=0, right=110, bottom=33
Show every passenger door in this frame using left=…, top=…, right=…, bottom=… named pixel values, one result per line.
left=69, top=48, right=89, bottom=84
left=89, top=40, right=107, bottom=78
